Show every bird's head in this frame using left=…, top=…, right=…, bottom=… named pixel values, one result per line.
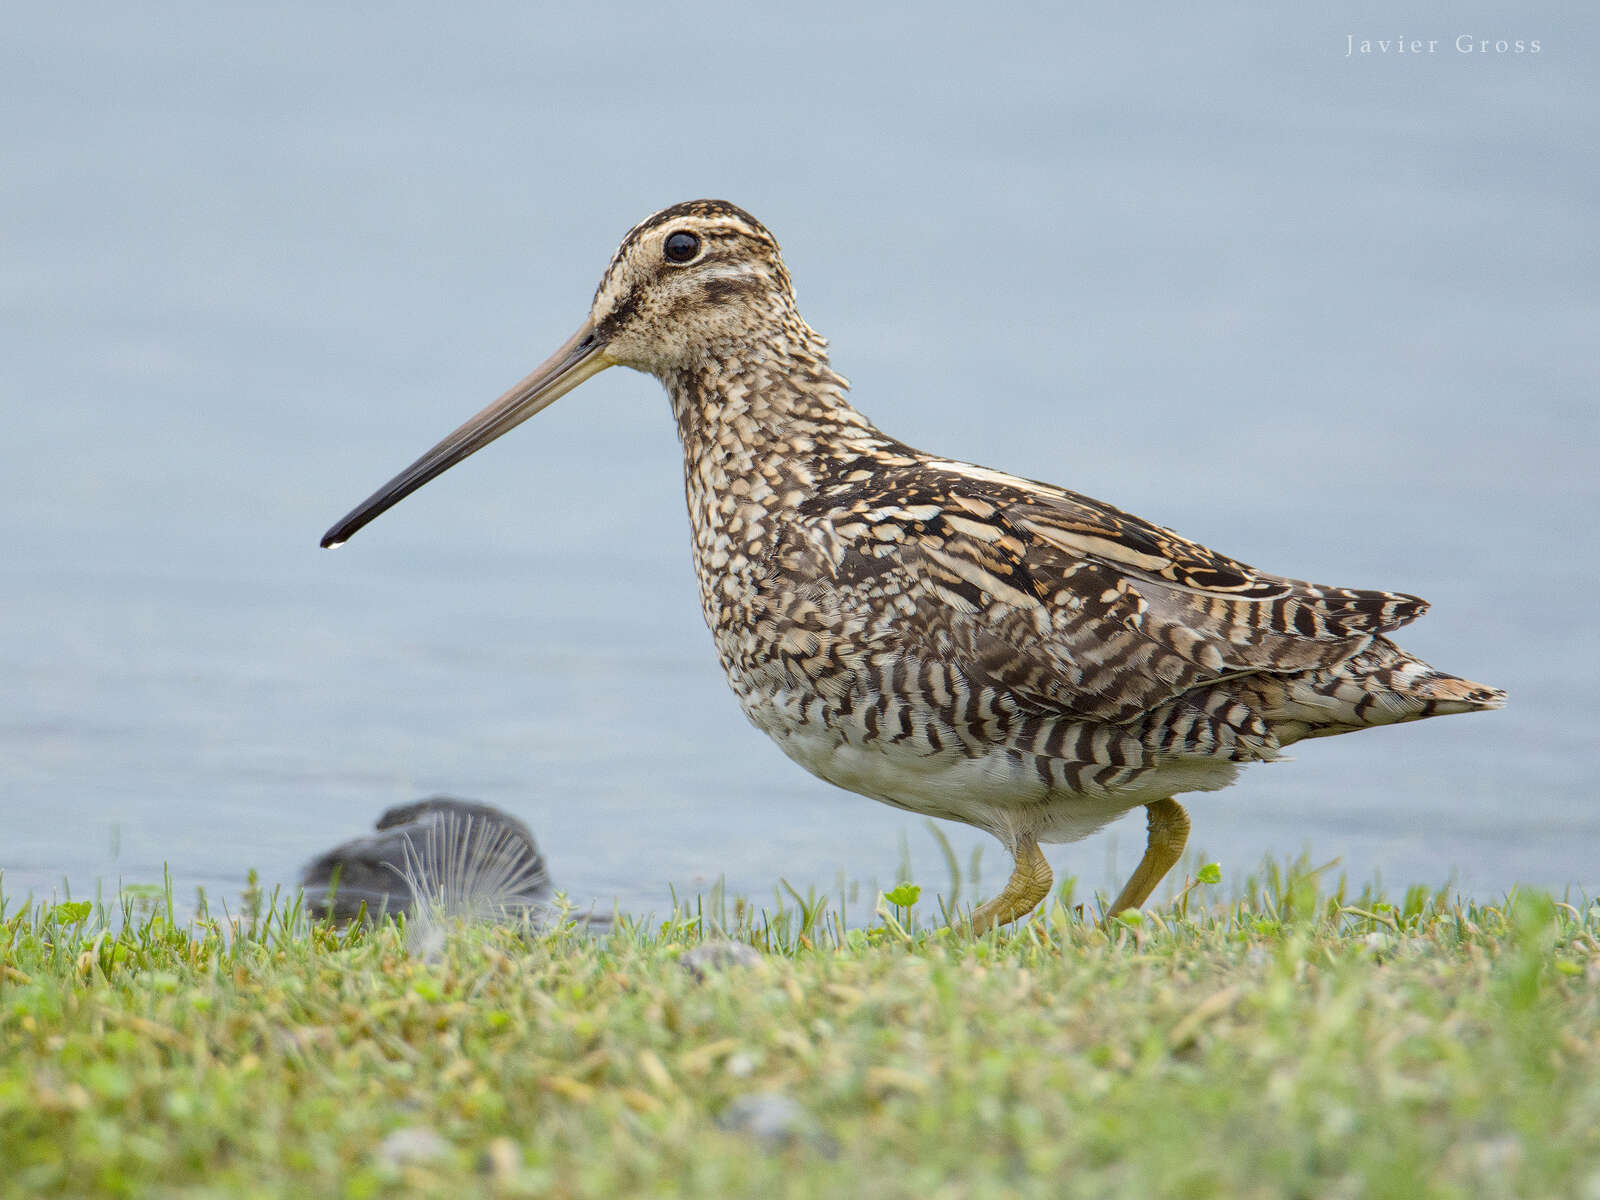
left=320, top=199, right=799, bottom=549
left=591, top=199, right=800, bottom=374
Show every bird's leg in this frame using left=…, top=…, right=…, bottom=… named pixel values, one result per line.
left=967, top=833, right=1052, bottom=935
left=1105, top=798, right=1190, bottom=917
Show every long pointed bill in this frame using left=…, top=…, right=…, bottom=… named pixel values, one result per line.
left=321, top=319, right=611, bottom=548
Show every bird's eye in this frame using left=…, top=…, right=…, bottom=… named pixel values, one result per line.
left=663, top=231, right=700, bottom=263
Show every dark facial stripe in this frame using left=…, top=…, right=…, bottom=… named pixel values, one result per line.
left=701, top=276, right=764, bottom=304
left=596, top=286, right=641, bottom=338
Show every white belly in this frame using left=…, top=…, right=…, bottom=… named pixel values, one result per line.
left=742, top=690, right=1242, bottom=848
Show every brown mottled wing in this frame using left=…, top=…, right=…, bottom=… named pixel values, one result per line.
left=775, top=460, right=1428, bottom=725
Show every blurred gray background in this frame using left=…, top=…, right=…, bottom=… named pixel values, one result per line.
left=3, top=2, right=1595, bottom=916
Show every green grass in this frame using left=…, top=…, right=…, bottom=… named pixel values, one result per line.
left=3, top=861, right=1599, bottom=1198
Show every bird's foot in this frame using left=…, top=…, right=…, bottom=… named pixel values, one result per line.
left=967, top=833, right=1052, bottom=935
left=1105, top=797, right=1190, bottom=918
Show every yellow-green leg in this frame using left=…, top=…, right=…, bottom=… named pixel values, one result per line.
left=968, top=833, right=1052, bottom=935
left=1106, top=798, right=1190, bottom=916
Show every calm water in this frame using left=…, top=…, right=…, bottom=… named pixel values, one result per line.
left=4, top=4, right=1597, bottom=918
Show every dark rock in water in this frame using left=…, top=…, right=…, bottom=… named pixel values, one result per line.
left=302, top=796, right=565, bottom=923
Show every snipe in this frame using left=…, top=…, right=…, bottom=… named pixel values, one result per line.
left=323, top=200, right=1505, bottom=933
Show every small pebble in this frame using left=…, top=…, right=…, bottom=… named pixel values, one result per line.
left=716, top=1091, right=822, bottom=1152
left=1472, top=1135, right=1523, bottom=1177
left=680, top=939, right=762, bottom=980
left=375, top=1126, right=449, bottom=1168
